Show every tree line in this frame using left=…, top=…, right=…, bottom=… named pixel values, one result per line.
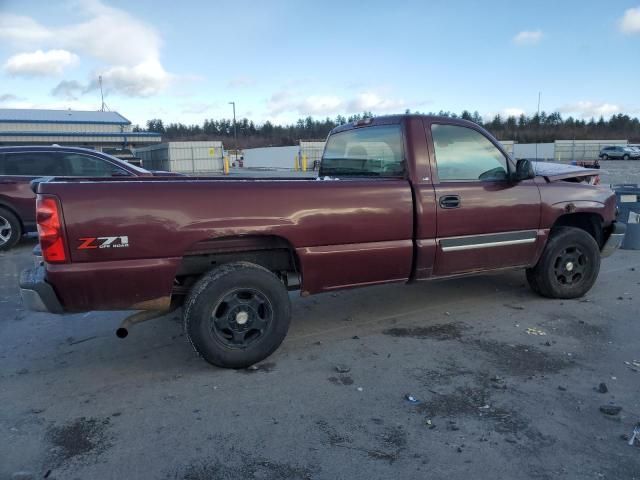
left=133, top=110, right=640, bottom=147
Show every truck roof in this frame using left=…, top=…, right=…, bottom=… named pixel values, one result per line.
left=329, top=114, right=482, bottom=135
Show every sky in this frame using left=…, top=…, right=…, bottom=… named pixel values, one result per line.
left=0, top=0, right=639, bottom=126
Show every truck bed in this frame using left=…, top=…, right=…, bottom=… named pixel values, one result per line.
left=38, top=177, right=415, bottom=310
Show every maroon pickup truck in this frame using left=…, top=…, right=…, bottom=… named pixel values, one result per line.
left=20, top=115, right=625, bottom=368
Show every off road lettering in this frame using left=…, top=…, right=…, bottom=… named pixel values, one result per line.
left=77, top=236, right=129, bottom=250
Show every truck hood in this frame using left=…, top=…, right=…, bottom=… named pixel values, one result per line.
left=532, top=162, right=601, bottom=182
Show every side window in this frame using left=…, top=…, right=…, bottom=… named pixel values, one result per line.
left=320, top=125, right=404, bottom=177
left=61, top=154, right=127, bottom=177
left=1, top=152, right=67, bottom=176
left=431, top=124, right=509, bottom=182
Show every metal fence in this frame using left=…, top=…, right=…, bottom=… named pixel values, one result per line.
left=299, top=141, right=325, bottom=170
left=554, top=140, right=628, bottom=161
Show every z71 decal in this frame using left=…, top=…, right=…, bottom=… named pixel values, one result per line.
left=77, top=236, right=129, bottom=250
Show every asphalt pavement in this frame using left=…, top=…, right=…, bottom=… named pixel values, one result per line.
left=1, top=237, right=639, bottom=479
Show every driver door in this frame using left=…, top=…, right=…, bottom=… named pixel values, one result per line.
left=426, top=120, right=541, bottom=276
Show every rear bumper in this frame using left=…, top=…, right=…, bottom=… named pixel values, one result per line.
left=601, top=222, right=626, bottom=258
left=20, top=266, right=64, bottom=314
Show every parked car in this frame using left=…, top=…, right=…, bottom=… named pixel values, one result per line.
left=20, top=115, right=625, bottom=368
left=0, top=146, right=177, bottom=250
left=599, top=145, right=640, bottom=160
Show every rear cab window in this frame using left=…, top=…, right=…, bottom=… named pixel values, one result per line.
left=320, top=125, right=405, bottom=177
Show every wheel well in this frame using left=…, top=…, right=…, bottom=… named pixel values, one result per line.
left=172, top=235, right=301, bottom=301
left=551, top=213, right=603, bottom=247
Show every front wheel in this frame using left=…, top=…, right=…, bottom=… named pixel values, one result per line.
left=526, top=227, right=601, bottom=299
left=0, top=207, right=22, bottom=251
left=623, top=154, right=630, bottom=160
left=183, top=262, right=291, bottom=368
left=601, top=154, right=608, bottom=160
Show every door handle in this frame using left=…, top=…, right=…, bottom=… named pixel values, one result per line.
left=439, top=195, right=460, bottom=209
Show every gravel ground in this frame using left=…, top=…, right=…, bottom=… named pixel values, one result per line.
left=594, top=160, right=640, bottom=186
left=1, top=238, right=639, bottom=479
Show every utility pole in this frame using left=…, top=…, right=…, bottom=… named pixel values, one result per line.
left=99, top=75, right=105, bottom=112
left=229, top=101, right=237, bottom=165
left=535, top=91, right=541, bottom=160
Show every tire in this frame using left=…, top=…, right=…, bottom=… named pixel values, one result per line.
left=601, top=154, right=608, bottom=160
left=0, top=207, right=22, bottom=251
left=183, top=262, right=291, bottom=368
left=526, top=227, right=600, bottom=299
left=623, top=154, right=630, bottom=160
left=525, top=268, right=542, bottom=295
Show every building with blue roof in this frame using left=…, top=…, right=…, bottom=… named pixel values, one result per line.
left=0, top=108, right=161, bottom=152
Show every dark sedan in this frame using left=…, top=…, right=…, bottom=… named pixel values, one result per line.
left=0, top=146, right=176, bottom=250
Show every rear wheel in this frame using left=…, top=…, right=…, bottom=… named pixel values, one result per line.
left=183, top=262, right=291, bottom=368
left=526, top=227, right=600, bottom=299
left=601, top=154, right=608, bottom=160
left=0, top=207, right=22, bottom=251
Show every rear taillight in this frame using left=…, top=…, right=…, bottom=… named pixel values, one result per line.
left=36, top=195, right=67, bottom=263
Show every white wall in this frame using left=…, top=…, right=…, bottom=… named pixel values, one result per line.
left=242, top=146, right=299, bottom=169
left=512, top=143, right=555, bottom=160
left=135, top=141, right=223, bottom=173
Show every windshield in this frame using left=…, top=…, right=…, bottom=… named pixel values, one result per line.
left=320, top=125, right=405, bottom=177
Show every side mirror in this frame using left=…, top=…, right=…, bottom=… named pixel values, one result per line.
left=513, top=159, right=535, bottom=182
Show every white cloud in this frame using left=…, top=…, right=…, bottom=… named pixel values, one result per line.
left=298, top=95, right=344, bottom=115
left=0, top=1, right=160, bottom=66
left=267, top=91, right=295, bottom=115
left=513, top=30, right=543, bottom=46
left=0, top=0, right=172, bottom=97
left=559, top=101, right=622, bottom=118
left=96, top=59, right=171, bottom=97
left=619, top=6, right=640, bottom=34
left=4, top=49, right=78, bottom=76
left=60, top=0, right=162, bottom=67
left=0, top=93, right=20, bottom=103
left=51, top=80, right=85, bottom=100
left=347, top=92, right=406, bottom=113
left=266, top=89, right=407, bottom=118
left=0, top=14, right=51, bottom=43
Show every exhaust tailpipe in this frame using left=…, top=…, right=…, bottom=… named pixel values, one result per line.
left=116, top=310, right=168, bottom=339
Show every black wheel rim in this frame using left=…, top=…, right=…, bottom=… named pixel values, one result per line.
left=553, top=245, right=588, bottom=286
left=210, top=288, right=273, bottom=349
left=0, top=215, right=12, bottom=246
